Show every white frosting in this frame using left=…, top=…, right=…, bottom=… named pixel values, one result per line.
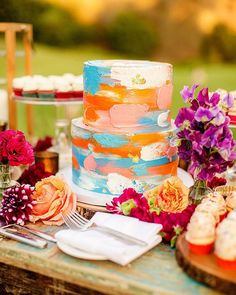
left=63, top=73, right=76, bottom=84
left=215, top=231, right=236, bottom=260
left=107, top=173, right=142, bottom=195
left=37, top=79, right=54, bottom=91
left=186, top=212, right=216, bottom=244
left=13, top=77, right=26, bottom=89
left=201, top=195, right=226, bottom=215
left=23, top=78, right=38, bottom=91
left=140, top=142, right=167, bottom=161
left=227, top=209, right=236, bottom=221
left=111, top=64, right=172, bottom=89
left=72, top=76, right=83, bottom=91
left=195, top=201, right=222, bottom=222
left=55, top=81, right=72, bottom=92
left=157, top=110, right=170, bottom=127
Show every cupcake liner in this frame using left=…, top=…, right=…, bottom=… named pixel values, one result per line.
left=188, top=241, right=214, bottom=255
left=13, top=88, right=23, bottom=96
left=22, top=91, right=37, bottom=98
left=55, top=91, right=74, bottom=99
left=73, top=90, right=83, bottom=98
left=215, top=255, right=236, bottom=270
left=38, top=92, right=55, bottom=99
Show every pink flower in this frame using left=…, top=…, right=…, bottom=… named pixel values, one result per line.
left=0, top=130, right=34, bottom=166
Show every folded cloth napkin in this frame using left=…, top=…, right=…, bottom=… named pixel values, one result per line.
left=55, top=212, right=162, bottom=266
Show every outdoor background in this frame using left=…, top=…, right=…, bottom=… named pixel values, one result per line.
left=0, top=0, right=236, bottom=138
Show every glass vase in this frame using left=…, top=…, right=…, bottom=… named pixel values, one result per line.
left=0, top=164, right=11, bottom=190
left=0, top=164, right=18, bottom=196
left=189, top=179, right=213, bottom=205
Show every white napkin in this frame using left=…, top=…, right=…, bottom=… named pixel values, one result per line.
left=56, top=212, right=162, bottom=266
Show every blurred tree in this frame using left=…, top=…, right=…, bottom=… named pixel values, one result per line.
left=201, top=24, right=236, bottom=62
left=105, top=12, right=158, bottom=57
left=0, top=0, right=94, bottom=47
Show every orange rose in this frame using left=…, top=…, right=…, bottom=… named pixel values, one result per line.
left=144, top=177, right=189, bottom=213
left=30, top=176, right=77, bottom=226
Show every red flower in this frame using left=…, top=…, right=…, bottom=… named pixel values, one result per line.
left=19, top=162, right=53, bottom=186
left=207, top=176, right=227, bottom=189
left=34, top=136, right=53, bottom=152
left=0, top=130, right=34, bottom=166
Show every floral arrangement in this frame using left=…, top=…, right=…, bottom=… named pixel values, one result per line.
left=0, top=184, right=36, bottom=225
left=34, top=136, right=53, bottom=152
left=107, top=177, right=196, bottom=246
left=30, top=176, right=77, bottom=226
left=18, top=162, right=53, bottom=186
left=175, top=85, right=236, bottom=182
left=0, top=130, right=34, bottom=166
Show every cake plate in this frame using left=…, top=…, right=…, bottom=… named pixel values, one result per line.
left=13, top=95, right=83, bottom=105
left=58, top=166, right=194, bottom=207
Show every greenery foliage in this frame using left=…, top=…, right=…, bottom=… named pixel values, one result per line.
left=0, top=0, right=94, bottom=46
left=105, top=12, right=158, bottom=57
left=201, top=24, right=236, bottom=62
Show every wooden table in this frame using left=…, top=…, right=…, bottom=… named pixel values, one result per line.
left=0, top=223, right=221, bottom=295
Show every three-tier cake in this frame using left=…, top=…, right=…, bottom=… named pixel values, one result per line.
left=71, top=60, right=178, bottom=203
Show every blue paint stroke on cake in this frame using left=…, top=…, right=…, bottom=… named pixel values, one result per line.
left=93, top=133, right=129, bottom=148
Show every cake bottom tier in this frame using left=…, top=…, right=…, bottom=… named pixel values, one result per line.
left=72, top=118, right=178, bottom=195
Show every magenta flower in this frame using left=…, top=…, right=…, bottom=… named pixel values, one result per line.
left=180, top=84, right=198, bottom=102
left=175, top=85, right=236, bottom=181
left=0, top=130, right=34, bottom=166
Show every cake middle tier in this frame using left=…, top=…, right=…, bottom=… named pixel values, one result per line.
left=72, top=118, right=178, bottom=195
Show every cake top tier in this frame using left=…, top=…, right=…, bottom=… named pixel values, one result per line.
left=83, top=60, right=173, bottom=132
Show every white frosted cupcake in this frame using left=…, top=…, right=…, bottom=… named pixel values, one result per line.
left=22, top=77, right=38, bottom=97
left=63, top=73, right=76, bottom=84
left=72, top=75, right=83, bottom=98
left=215, top=222, right=236, bottom=270
left=195, top=201, right=222, bottom=224
left=55, top=81, right=73, bottom=99
left=227, top=209, right=236, bottom=221
left=13, top=77, right=26, bottom=96
left=37, top=78, right=55, bottom=99
left=201, top=194, right=227, bottom=221
left=186, top=212, right=216, bottom=254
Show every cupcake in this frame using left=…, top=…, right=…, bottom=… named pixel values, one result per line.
left=37, top=79, right=55, bottom=99
left=195, top=201, right=221, bottom=224
left=63, top=73, right=76, bottom=84
left=226, top=191, right=236, bottom=211
left=13, top=77, right=27, bottom=96
left=55, top=81, right=73, bottom=99
left=227, top=209, right=236, bottom=221
left=201, top=194, right=227, bottom=221
left=72, top=75, right=83, bottom=98
left=215, top=221, right=236, bottom=270
left=22, top=78, right=38, bottom=97
left=186, top=212, right=216, bottom=255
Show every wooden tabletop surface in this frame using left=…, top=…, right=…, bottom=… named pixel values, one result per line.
left=0, top=223, right=221, bottom=295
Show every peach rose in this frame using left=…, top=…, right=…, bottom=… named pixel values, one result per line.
left=30, top=176, right=77, bottom=226
left=144, top=177, right=189, bottom=213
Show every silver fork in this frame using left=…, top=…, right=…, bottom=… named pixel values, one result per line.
left=61, top=210, right=147, bottom=246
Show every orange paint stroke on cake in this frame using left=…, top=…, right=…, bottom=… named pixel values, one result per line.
left=98, top=159, right=178, bottom=179
left=72, top=155, right=80, bottom=170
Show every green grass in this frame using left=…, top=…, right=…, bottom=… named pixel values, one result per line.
left=1, top=41, right=236, bottom=138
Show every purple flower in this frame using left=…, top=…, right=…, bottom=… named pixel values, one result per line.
left=209, top=92, right=220, bottom=105
left=175, top=108, right=195, bottom=128
left=180, top=84, right=198, bottom=102
left=195, top=107, right=214, bottom=122
left=222, top=93, right=234, bottom=109
left=197, top=87, right=209, bottom=106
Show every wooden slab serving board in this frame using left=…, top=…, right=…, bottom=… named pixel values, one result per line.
left=175, top=233, right=236, bottom=294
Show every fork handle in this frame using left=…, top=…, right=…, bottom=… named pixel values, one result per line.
left=93, top=224, right=148, bottom=246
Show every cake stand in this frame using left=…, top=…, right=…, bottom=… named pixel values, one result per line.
left=58, top=166, right=194, bottom=207
left=14, top=95, right=83, bottom=169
